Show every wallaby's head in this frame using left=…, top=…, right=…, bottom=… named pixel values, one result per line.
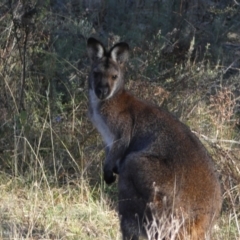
left=87, top=38, right=129, bottom=100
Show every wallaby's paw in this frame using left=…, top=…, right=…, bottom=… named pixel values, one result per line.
left=104, top=170, right=116, bottom=184
left=113, top=165, right=119, bottom=174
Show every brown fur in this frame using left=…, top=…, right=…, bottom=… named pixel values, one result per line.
left=87, top=37, right=222, bottom=240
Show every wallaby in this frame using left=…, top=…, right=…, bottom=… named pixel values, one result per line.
left=87, top=37, right=222, bottom=240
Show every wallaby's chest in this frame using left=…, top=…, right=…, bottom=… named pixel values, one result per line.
left=89, top=90, right=114, bottom=148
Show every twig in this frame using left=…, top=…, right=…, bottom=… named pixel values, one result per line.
left=223, top=58, right=240, bottom=74
left=223, top=42, right=240, bottom=49
left=233, top=0, right=240, bottom=5
left=19, top=27, right=29, bottom=111
left=192, top=131, right=240, bottom=145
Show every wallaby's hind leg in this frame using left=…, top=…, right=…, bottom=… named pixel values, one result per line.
left=120, top=211, right=140, bottom=240
left=188, top=214, right=212, bottom=240
left=175, top=208, right=215, bottom=240
left=118, top=153, right=211, bottom=240
left=121, top=220, right=139, bottom=240
left=118, top=185, right=143, bottom=240
left=118, top=154, right=173, bottom=240
left=118, top=157, right=147, bottom=240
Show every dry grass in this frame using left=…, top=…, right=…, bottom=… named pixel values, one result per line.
left=0, top=75, right=239, bottom=239
left=0, top=173, right=120, bottom=240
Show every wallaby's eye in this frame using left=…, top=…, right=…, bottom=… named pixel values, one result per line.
left=112, top=75, right=117, bottom=80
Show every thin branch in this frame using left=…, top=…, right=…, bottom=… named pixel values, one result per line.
left=223, top=58, right=240, bottom=74
left=19, top=28, right=29, bottom=111
left=192, top=131, right=240, bottom=145
left=233, top=0, right=240, bottom=5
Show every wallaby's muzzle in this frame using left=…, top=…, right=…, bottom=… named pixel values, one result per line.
left=95, top=83, right=110, bottom=100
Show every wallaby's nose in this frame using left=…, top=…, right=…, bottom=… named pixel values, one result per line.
left=96, top=85, right=109, bottom=100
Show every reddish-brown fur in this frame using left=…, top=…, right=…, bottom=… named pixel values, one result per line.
left=87, top=37, right=222, bottom=240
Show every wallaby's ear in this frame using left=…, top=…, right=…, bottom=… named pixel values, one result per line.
left=87, top=37, right=105, bottom=62
left=110, top=42, right=129, bottom=64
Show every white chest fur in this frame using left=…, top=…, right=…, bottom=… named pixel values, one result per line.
left=89, top=90, right=114, bottom=149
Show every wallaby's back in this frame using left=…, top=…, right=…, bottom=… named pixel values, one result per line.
left=87, top=37, right=222, bottom=240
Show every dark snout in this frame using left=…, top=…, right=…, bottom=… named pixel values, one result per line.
left=95, top=84, right=110, bottom=100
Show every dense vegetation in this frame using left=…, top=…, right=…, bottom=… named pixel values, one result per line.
left=0, top=0, right=239, bottom=239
